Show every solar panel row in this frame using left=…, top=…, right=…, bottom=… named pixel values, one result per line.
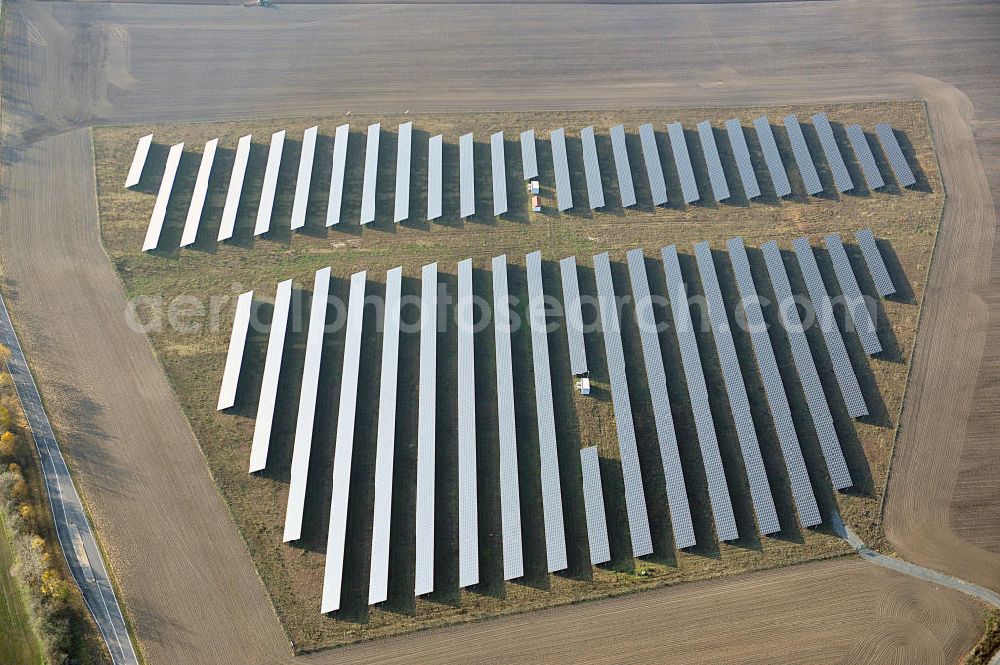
left=825, top=233, right=882, bottom=355
left=142, top=142, right=184, bottom=252
left=580, top=127, right=605, bottom=210
left=520, top=129, right=538, bottom=180
left=427, top=134, right=443, bottom=221
left=667, top=122, right=699, bottom=204
left=493, top=255, right=524, bottom=580
left=559, top=256, right=588, bottom=376
left=456, top=259, right=479, bottom=588
left=593, top=252, right=653, bottom=557
left=760, top=242, right=852, bottom=490
left=394, top=122, right=413, bottom=223
left=550, top=128, right=573, bottom=211
left=811, top=113, right=853, bottom=193
left=125, top=133, right=153, bottom=188
left=692, top=241, right=779, bottom=535
left=661, top=245, right=738, bottom=541
left=249, top=279, right=292, bottom=474
left=638, top=123, right=668, bottom=206
left=255, top=130, right=286, bottom=235
left=696, top=121, right=731, bottom=202
left=725, top=119, right=762, bottom=199
left=610, top=124, right=637, bottom=208
left=219, top=134, right=252, bottom=241
left=322, top=270, right=367, bottom=614
left=415, top=263, right=437, bottom=596
left=855, top=228, right=896, bottom=297
left=845, top=124, right=885, bottom=191
left=327, top=124, right=350, bottom=226
left=181, top=138, right=218, bottom=247
left=526, top=251, right=568, bottom=572
left=360, top=124, right=380, bottom=224
left=752, top=116, right=792, bottom=198
left=782, top=114, right=823, bottom=195
left=460, top=133, right=475, bottom=218
left=283, top=268, right=332, bottom=542
left=792, top=238, right=869, bottom=419
left=290, top=126, right=318, bottom=230
left=491, top=131, right=509, bottom=216
left=369, top=267, right=402, bottom=605
left=726, top=238, right=822, bottom=528
left=624, top=249, right=695, bottom=549
left=579, top=447, right=611, bottom=565
left=875, top=123, right=916, bottom=187
left=217, top=290, right=253, bottom=411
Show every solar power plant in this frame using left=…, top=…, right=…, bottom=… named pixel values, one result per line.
left=125, top=133, right=153, bottom=188
left=846, top=124, right=886, bottom=191
left=726, top=238, right=822, bottom=528
left=321, top=270, right=367, bottom=614
left=491, top=131, right=509, bottom=216
left=180, top=138, right=218, bottom=247
left=217, top=290, right=253, bottom=411
left=609, top=124, right=637, bottom=208
left=415, top=262, right=438, bottom=596
left=593, top=252, right=653, bottom=557
left=811, top=112, right=854, bottom=193
left=142, top=141, right=183, bottom=252
left=360, top=124, right=381, bottom=224
left=249, top=279, right=292, bottom=474
left=492, top=255, right=524, bottom=580
left=520, top=129, right=538, bottom=180
left=559, top=256, right=588, bottom=376
left=855, top=228, right=896, bottom=297
left=394, top=122, right=413, bottom=223
left=254, top=130, right=286, bottom=235
left=696, top=121, right=731, bottom=202
left=550, top=128, right=573, bottom=211
left=660, top=245, right=738, bottom=541
left=825, top=233, right=883, bottom=355
left=326, top=124, right=350, bottom=226
left=282, top=268, right=332, bottom=542
left=875, top=122, right=917, bottom=187
left=290, top=126, right=318, bottom=230
left=526, top=251, right=568, bottom=572
left=369, top=267, right=402, bottom=605
left=624, top=249, right=695, bottom=549
left=667, top=122, right=700, bottom=204
left=761, top=241, right=853, bottom=490
left=460, top=132, right=475, bottom=218
left=580, top=126, right=605, bottom=209
left=456, top=259, right=479, bottom=588
left=792, top=238, right=869, bottom=419
left=752, top=116, right=793, bottom=197
left=693, top=241, right=779, bottom=535
left=579, top=447, right=611, bottom=565
left=638, top=123, right=668, bottom=206
left=218, top=134, right=251, bottom=241
left=427, top=134, right=443, bottom=221
left=782, top=114, right=823, bottom=195
left=725, top=119, right=762, bottom=200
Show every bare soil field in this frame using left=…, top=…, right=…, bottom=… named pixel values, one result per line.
left=92, top=100, right=942, bottom=650
left=1, top=2, right=998, bottom=664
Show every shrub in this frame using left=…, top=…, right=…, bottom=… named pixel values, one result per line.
left=0, top=430, right=15, bottom=458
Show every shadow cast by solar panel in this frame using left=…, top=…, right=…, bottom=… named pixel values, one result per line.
left=657, top=129, right=689, bottom=212
left=185, top=143, right=232, bottom=252
left=366, top=128, right=400, bottom=231
left=741, top=125, right=782, bottom=206
left=812, top=247, right=892, bottom=431
left=400, top=129, right=431, bottom=231
left=682, top=127, right=714, bottom=208
left=624, top=130, right=657, bottom=213
left=830, top=121, right=871, bottom=198
left=435, top=139, right=465, bottom=228
left=328, top=129, right=366, bottom=237
left=505, top=263, right=553, bottom=591
left=712, top=248, right=804, bottom=541
left=892, top=128, right=932, bottom=193
left=712, top=127, right=750, bottom=208
left=780, top=248, right=875, bottom=499
left=542, top=258, right=596, bottom=580
left=864, top=130, right=904, bottom=196
left=469, top=266, right=507, bottom=600
left=677, top=251, right=764, bottom=551
left=469, top=138, right=499, bottom=227
left=799, top=123, right=840, bottom=202
left=259, top=136, right=300, bottom=245
left=296, top=131, right=335, bottom=238
left=770, top=123, right=811, bottom=205
left=562, top=133, right=596, bottom=219
left=575, top=264, right=636, bottom=571
left=132, top=141, right=169, bottom=195
left=225, top=298, right=273, bottom=421
left=875, top=237, right=915, bottom=305
left=745, top=247, right=843, bottom=527
left=504, top=137, right=531, bottom=224
left=533, top=137, right=561, bottom=220
left=844, top=243, right=904, bottom=365
left=146, top=147, right=199, bottom=256
left=223, top=139, right=269, bottom=248
left=591, top=131, right=624, bottom=215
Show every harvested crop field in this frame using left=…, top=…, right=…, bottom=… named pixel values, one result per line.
left=92, top=101, right=943, bottom=650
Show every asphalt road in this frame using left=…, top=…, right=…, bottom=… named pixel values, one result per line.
left=0, top=294, right=138, bottom=665
left=0, top=1, right=998, bottom=663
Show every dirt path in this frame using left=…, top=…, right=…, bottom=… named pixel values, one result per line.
left=0, top=1, right=997, bottom=663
